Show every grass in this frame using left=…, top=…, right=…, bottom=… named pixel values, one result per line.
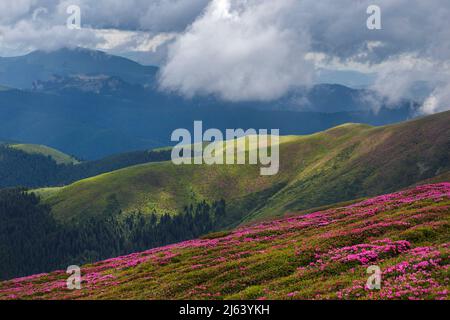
left=1, top=183, right=448, bottom=300
left=34, top=111, right=450, bottom=224
left=10, top=143, right=79, bottom=165
left=32, top=112, right=450, bottom=224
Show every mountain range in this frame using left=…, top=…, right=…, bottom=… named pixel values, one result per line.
left=0, top=48, right=417, bottom=159
left=0, top=47, right=158, bottom=89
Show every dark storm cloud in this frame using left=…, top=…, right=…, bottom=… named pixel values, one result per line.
left=0, top=0, right=209, bottom=32
left=0, top=1, right=209, bottom=57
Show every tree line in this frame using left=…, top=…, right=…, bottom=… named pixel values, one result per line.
left=0, top=188, right=226, bottom=280
left=0, top=145, right=172, bottom=188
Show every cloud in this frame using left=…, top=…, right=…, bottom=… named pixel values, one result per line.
left=296, top=0, right=450, bottom=114
left=138, top=0, right=210, bottom=32
left=371, top=55, right=437, bottom=103
left=159, top=0, right=450, bottom=110
left=55, top=0, right=209, bottom=32
left=0, top=0, right=450, bottom=112
left=159, top=0, right=314, bottom=101
left=421, top=83, right=450, bottom=114
left=0, top=0, right=37, bottom=24
left=0, top=0, right=208, bottom=56
left=94, top=29, right=176, bottom=52
left=0, top=20, right=102, bottom=55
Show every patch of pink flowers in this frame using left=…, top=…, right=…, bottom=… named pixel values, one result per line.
left=0, top=183, right=449, bottom=300
left=337, top=242, right=449, bottom=300
left=308, top=239, right=411, bottom=270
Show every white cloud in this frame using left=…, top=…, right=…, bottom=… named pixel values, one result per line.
left=158, top=0, right=450, bottom=108
left=420, top=83, right=450, bottom=114
left=0, top=20, right=102, bottom=55
left=371, top=55, right=436, bottom=103
left=159, top=0, right=314, bottom=101
left=94, top=29, right=176, bottom=52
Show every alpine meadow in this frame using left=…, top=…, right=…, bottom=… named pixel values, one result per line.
left=0, top=0, right=449, bottom=308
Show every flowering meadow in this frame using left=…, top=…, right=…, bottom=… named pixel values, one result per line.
left=0, top=183, right=449, bottom=300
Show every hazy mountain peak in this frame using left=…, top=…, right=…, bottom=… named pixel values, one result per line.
left=0, top=47, right=158, bottom=89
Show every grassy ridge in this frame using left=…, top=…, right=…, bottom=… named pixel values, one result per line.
left=1, top=183, right=448, bottom=300
left=36, top=111, right=450, bottom=223
left=0, top=141, right=173, bottom=189
left=9, top=144, right=79, bottom=165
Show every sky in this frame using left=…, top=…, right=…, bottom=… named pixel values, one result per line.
left=0, top=0, right=449, bottom=113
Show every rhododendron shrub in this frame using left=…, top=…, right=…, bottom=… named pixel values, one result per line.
left=0, top=183, right=449, bottom=300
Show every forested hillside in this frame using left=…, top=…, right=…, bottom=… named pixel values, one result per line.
left=0, top=188, right=226, bottom=280
left=0, top=145, right=171, bottom=188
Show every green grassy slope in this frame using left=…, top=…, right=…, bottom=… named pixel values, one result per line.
left=9, top=143, right=79, bottom=165
left=2, top=183, right=449, bottom=300
left=37, top=111, right=450, bottom=224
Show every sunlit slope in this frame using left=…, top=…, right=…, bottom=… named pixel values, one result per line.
left=2, top=183, right=449, bottom=300
left=9, top=143, right=79, bottom=165
left=37, top=111, right=450, bottom=223
left=36, top=137, right=291, bottom=222
left=244, top=111, right=450, bottom=222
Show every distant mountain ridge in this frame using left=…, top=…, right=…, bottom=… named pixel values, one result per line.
left=0, top=48, right=419, bottom=159
left=31, top=74, right=149, bottom=99
left=0, top=47, right=412, bottom=113
left=0, top=47, right=158, bottom=89
left=0, top=86, right=414, bottom=159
